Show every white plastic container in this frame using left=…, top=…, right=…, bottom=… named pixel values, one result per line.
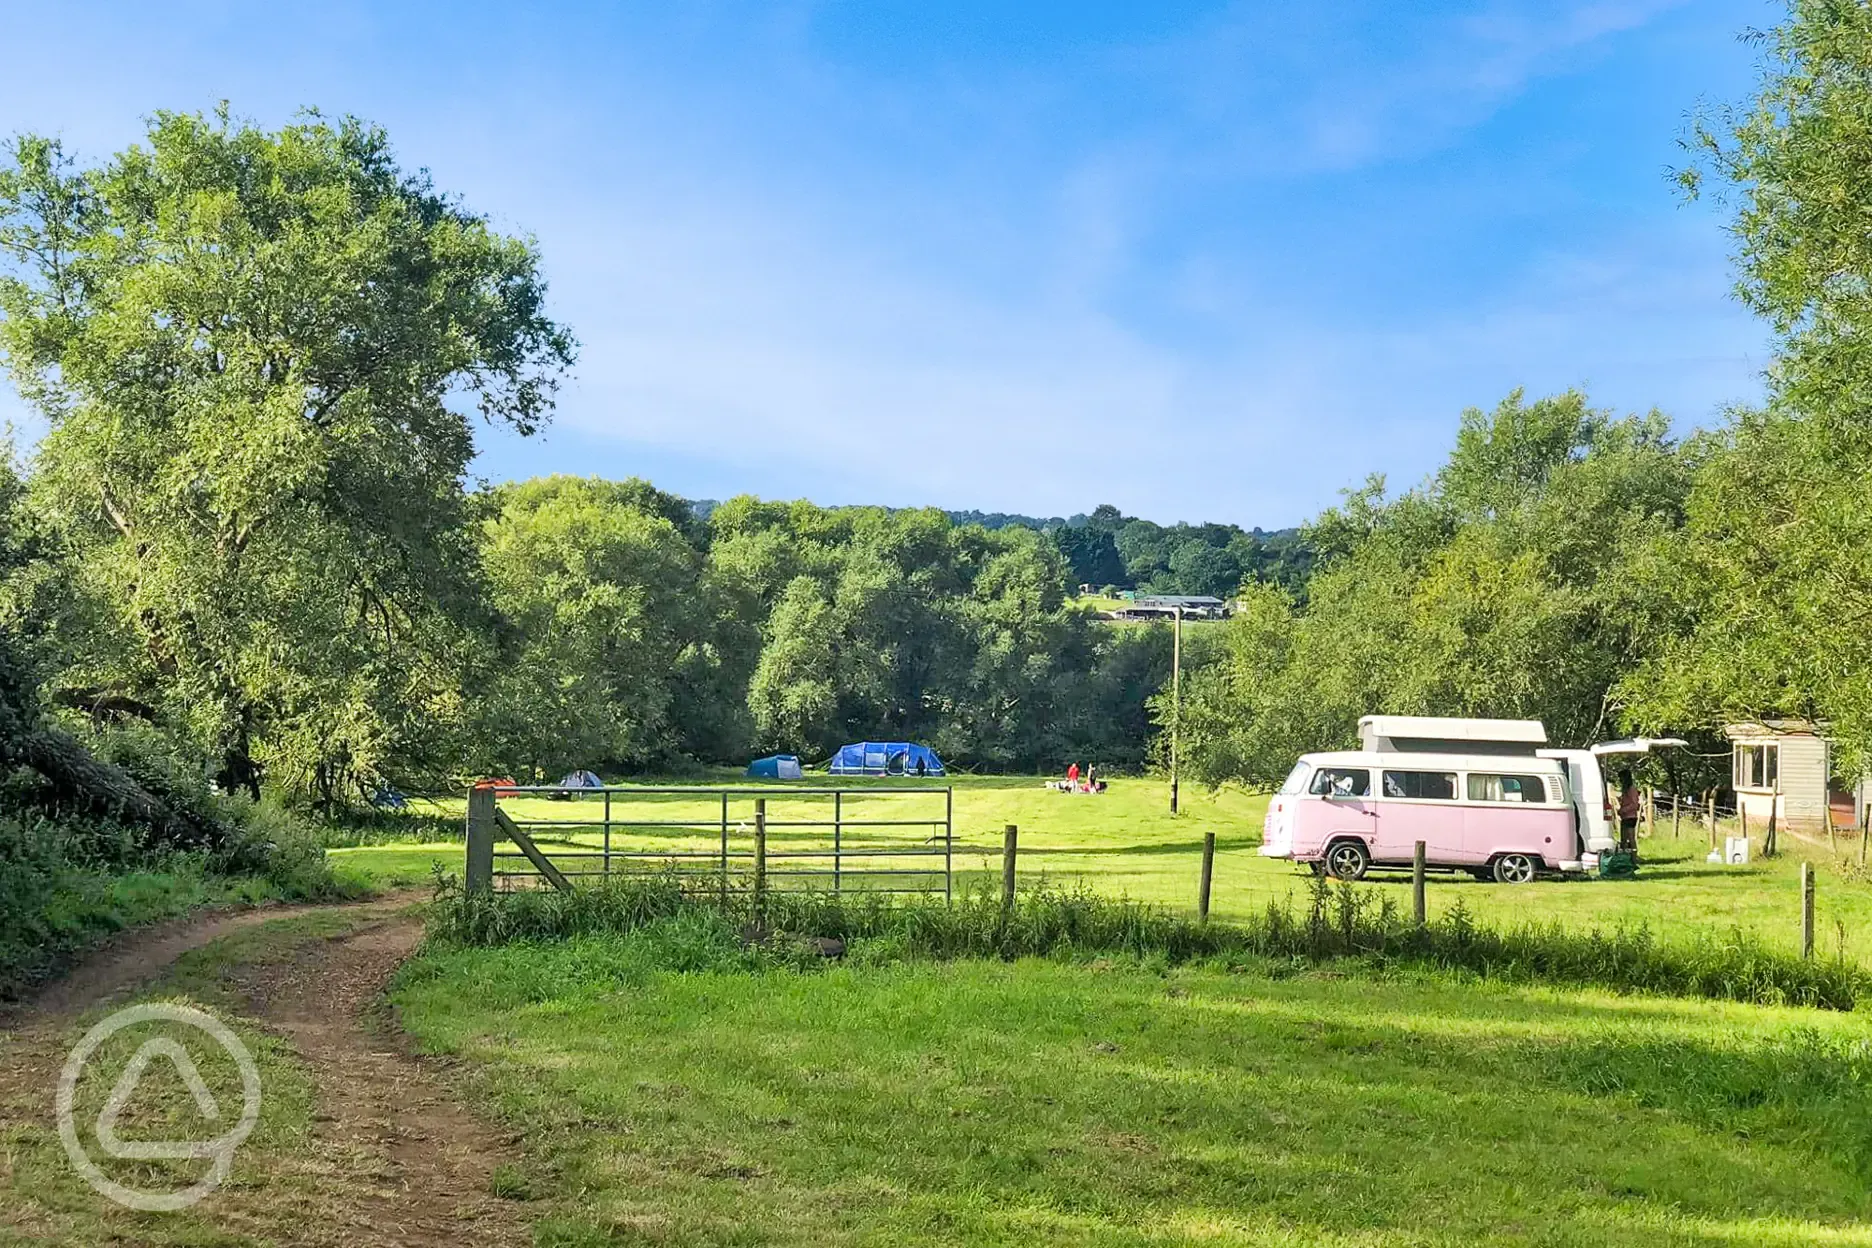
left=1725, top=835, right=1750, bottom=865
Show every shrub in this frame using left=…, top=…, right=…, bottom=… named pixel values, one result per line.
left=0, top=787, right=349, bottom=999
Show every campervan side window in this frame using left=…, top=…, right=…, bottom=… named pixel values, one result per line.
left=1382, top=770, right=1456, bottom=800
left=1277, top=762, right=1312, bottom=795
left=1467, top=773, right=1551, bottom=804
left=1309, top=768, right=1370, bottom=797
left=1734, top=742, right=1778, bottom=791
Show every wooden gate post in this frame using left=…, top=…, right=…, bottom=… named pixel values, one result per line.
left=1002, top=825, right=1018, bottom=913
left=466, top=785, right=495, bottom=894
left=1198, top=831, right=1215, bottom=922
left=753, top=798, right=768, bottom=918
left=1801, top=862, right=1815, bottom=959
left=1413, top=841, right=1427, bottom=928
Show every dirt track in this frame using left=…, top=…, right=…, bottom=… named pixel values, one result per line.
left=0, top=897, right=531, bottom=1247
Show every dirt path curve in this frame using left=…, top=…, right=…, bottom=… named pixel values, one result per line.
left=7, top=896, right=413, bottom=1023
left=1, top=896, right=533, bottom=1247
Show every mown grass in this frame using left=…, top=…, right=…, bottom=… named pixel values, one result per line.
left=335, top=773, right=1872, bottom=964
left=392, top=909, right=1872, bottom=1246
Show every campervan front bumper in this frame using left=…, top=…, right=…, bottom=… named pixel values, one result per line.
left=1260, top=814, right=1293, bottom=859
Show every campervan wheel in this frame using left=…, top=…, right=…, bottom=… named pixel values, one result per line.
left=1325, top=840, right=1369, bottom=881
left=1491, top=853, right=1538, bottom=885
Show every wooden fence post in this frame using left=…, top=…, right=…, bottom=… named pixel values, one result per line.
left=466, top=784, right=495, bottom=894
left=754, top=798, right=767, bottom=919
left=1198, top=832, right=1215, bottom=922
left=1002, top=824, right=1018, bottom=913
left=1671, top=795, right=1680, bottom=840
left=1801, top=862, right=1815, bottom=960
left=1413, top=841, right=1427, bottom=928
left=1644, top=791, right=1654, bottom=842
left=1706, top=789, right=1717, bottom=850
left=1825, top=799, right=1837, bottom=856
left=1862, top=800, right=1869, bottom=868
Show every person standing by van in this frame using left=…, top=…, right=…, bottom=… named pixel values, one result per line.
left=1617, top=771, right=1642, bottom=851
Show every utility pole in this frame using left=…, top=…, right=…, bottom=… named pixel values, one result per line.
left=1170, top=605, right=1183, bottom=815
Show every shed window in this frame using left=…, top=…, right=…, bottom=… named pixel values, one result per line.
left=1467, top=773, right=1551, bottom=804
left=1382, top=770, right=1456, bottom=800
left=1734, top=743, right=1778, bottom=791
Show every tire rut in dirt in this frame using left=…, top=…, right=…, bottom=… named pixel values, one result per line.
left=230, top=916, right=533, bottom=1248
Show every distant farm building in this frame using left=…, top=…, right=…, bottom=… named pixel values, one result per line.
left=1104, top=595, right=1231, bottom=622
left=1724, top=720, right=1870, bottom=830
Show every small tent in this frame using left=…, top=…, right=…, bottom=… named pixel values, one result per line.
left=826, top=742, right=945, bottom=777
left=746, top=754, right=803, bottom=780
left=559, top=769, right=603, bottom=789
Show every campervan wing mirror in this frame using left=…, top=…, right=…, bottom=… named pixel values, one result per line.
left=1589, top=737, right=1689, bottom=757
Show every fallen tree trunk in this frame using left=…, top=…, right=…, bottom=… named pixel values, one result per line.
left=6, top=722, right=230, bottom=852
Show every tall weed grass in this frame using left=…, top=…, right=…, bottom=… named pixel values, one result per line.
left=427, top=871, right=1869, bottom=1010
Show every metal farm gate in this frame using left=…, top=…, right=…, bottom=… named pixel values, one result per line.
left=464, top=784, right=954, bottom=898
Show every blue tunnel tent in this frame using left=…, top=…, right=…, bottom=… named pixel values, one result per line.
left=559, top=769, right=604, bottom=789
left=827, top=742, right=945, bottom=777
left=746, top=754, right=804, bottom=780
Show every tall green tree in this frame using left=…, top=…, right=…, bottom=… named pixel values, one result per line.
left=474, top=477, right=714, bottom=777
left=0, top=110, right=574, bottom=803
left=1629, top=0, right=1872, bottom=775
left=1170, top=391, right=1692, bottom=786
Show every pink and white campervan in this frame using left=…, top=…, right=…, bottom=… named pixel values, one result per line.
left=1259, top=716, right=1683, bottom=882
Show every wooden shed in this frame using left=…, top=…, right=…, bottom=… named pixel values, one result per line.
left=1723, top=720, right=1870, bottom=831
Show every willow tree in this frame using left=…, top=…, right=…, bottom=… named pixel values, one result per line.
left=0, top=110, right=575, bottom=802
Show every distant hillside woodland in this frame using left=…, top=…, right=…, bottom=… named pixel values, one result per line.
left=3, top=5, right=1872, bottom=812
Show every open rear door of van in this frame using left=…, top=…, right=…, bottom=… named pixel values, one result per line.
left=1589, top=738, right=1689, bottom=758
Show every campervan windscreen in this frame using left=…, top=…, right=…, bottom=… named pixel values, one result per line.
left=1277, top=761, right=1312, bottom=795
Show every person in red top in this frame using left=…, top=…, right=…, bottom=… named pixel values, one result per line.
left=1617, top=770, right=1642, bottom=851
left=1066, top=762, right=1081, bottom=786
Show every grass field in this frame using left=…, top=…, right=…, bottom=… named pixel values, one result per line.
left=333, top=774, right=1872, bottom=963
left=392, top=919, right=1872, bottom=1246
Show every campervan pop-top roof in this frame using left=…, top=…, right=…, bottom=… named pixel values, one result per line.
left=1357, top=715, right=1549, bottom=757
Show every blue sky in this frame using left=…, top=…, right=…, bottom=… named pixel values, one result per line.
left=0, top=0, right=1774, bottom=526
